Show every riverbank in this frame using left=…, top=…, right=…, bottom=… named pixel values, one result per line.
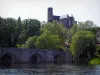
left=90, top=58, right=100, bottom=64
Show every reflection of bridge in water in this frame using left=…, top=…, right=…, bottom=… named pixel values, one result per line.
left=0, top=48, right=73, bottom=65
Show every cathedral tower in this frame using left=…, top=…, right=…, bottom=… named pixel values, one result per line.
left=48, top=7, right=53, bottom=22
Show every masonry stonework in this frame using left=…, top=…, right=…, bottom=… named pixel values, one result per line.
left=0, top=48, right=73, bottom=64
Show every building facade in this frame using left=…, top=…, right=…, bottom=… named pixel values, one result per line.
left=47, top=7, right=77, bottom=28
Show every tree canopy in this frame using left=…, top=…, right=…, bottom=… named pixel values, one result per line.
left=0, top=18, right=17, bottom=47
left=19, top=19, right=41, bottom=44
left=0, top=16, right=99, bottom=59
left=0, top=17, right=41, bottom=47
left=35, top=31, right=63, bottom=49
left=21, top=36, right=37, bottom=48
left=70, top=30, right=96, bottom=59
left=22, top=21, right=67, bottom=50
left=77, top=20, right=97, bottom=30
left=41, top=20, right=68, bottom=39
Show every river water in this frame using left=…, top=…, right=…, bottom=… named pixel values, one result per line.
left=0, top=63, right=100, bottom=75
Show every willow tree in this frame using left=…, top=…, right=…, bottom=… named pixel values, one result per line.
left=70, top=30, right=96, bottom=60
left=21, top=36, right=37, bottom=48
left=35, top=31, right=65, bottom=50
left=41, top=20, right=68, bottom=48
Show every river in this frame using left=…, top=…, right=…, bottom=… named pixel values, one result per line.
left=0, top=63, right=100, bottom=75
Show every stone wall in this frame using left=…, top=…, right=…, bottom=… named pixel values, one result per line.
left=0, top=48, right=73, bottom=64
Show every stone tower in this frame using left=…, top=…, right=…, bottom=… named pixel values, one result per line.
left=48, top=7, right=53, bottom=22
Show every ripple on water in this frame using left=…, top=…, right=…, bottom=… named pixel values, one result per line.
left=0, top=64, right=99, bottom=75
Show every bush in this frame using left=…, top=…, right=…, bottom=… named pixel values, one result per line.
left=90, top=58, right=100, bottom=64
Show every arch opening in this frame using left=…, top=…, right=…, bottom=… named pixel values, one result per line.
left=54, top=54, right=65, bottom=64
left=1, top=54, right=12, bottom=66
left=29, top=53, right=43, bottom=64
left=30, top=55, right=37, bottom=64
left=0, top=53, right=19, bottom=66
left=1, top=54, right=12, bottom=63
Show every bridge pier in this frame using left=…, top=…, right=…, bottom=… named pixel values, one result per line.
left=45, top=50, right=54, bottom=63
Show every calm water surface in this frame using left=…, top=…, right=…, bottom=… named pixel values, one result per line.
left=0, top=63, right=100, bottom=75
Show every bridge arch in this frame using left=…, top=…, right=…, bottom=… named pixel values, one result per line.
left=54, top=53, right=66, bottom=64
left=0, top=52, right=19, bottom=65
left=29, top=53, right=44, bottom=64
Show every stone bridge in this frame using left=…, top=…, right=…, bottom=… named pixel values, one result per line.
left=0, top=48, right=73, bottom=64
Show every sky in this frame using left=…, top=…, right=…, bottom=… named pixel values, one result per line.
left=0, top=0, right=100, bottom=26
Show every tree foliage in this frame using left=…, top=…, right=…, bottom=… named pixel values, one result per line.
left=21, top=21, right=67, bottom=50
left=70, top=31, right=96, bottom=59
left=67, top=20, right=99, bottom=42
left=41, top=20, right=67, bottom=39
left=0, top=15, right=99, bottom=59
left=78, top=20, right=97, bottom=30
left=67, top=24, right=78, bottom=42
left=38, top=21, right=68, bottom=50
left=21, top=36, right=37, bottom=48
left=0, top=18, right=17, bottom=47
left=19, top=19, right=41, bottom=44
left=0, top=17, right=41, bottom=47
left=35, top=30, right=65, bottom=50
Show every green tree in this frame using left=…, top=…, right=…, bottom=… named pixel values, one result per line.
left=41, top=20, right=67, bottom=47
left=16, top=17, right=22, bottom=34
left=41, top=20, right=67, bottom=39
left=35, top=31, right=65, bottom=50
left=16, top=17, right=23, bottom=47
left=21, top=36, right=37, bottom=48
left=23, top=19, right=40, bottom=36
left=78, top=20, right=97, bottom=30
left=0, top=18, right=17, bottom=47
left=67, top=20, right=98, bottom=43
left=0, top=17, right=3, bottom=47
left=67, top=24, right=78, bottom=42
left=19, top=19, right=41, bottom=44
left=70, top=31, right=96, bottom=60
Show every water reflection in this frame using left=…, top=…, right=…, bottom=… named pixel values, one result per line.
left=0, top=63, right=99, bottom=75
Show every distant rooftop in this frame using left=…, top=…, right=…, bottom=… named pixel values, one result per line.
left=60, top=15, right=68, bottom=19
left=60, top=14, right=73, bottom=19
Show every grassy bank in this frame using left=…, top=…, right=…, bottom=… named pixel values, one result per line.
left=90, top=58, right=100, bottom=65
